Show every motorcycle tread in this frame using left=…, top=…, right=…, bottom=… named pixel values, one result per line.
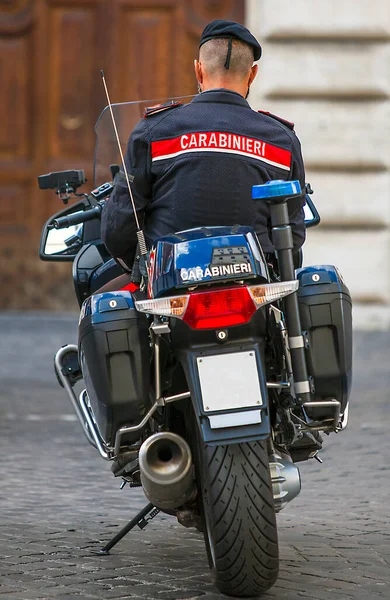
left=203, top=440, right=279, bottom=597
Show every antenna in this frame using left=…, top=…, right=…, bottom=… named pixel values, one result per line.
left=100, top=70, right=148, bottom=259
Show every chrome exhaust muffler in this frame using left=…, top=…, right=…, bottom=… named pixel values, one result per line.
left=138, top=432, right=196, bottom=510
left=269, top=450, right=301, bottom=512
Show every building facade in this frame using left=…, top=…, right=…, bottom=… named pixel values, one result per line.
left=247, top=0, right=390, bottom=329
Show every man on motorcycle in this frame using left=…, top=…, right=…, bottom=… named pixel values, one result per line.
left=101, top=19, right=306, bottom=273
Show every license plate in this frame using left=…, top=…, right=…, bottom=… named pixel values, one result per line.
left=196, top=351, right=263, bottom=413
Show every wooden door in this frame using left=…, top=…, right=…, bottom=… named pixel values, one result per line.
left=0, top=0, right=245, bottom=309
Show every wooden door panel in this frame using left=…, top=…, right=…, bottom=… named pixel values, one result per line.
left=0, top=2, right=34, bottom=247
left=185, top=0, right=244, bottom=25
left=46, top=3, right=100, bottom=160
left=0, top=36, right=32, bottom=163
left=118, top=3, right=182, bottom=101
left=0, top=182, right=29, bottom=233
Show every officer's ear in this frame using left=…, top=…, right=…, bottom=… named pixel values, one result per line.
left=248, top=64, right=258, bottom=87
left=194, top=59, right=203, bottom=84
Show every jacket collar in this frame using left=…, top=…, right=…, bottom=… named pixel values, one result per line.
left=190, top=89, right=251, bottom=109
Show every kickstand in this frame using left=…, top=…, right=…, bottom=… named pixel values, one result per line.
left=95, top=502, right=159, bottom=555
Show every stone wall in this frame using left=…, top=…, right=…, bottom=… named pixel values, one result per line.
left=247, top=0, right=390, bottom=329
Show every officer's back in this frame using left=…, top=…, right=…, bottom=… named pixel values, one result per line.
left=101, top=21, right=306, bottom=269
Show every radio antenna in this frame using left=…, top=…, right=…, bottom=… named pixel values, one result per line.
left=100, top=70, right=148, bottom=259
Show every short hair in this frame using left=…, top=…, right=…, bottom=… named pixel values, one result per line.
left=199, top=38, right=254, bottom=78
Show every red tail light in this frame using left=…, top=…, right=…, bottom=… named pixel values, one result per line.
left=135, top=281, right=299, bottom=329
left=183, top=287, right=256, bottom=330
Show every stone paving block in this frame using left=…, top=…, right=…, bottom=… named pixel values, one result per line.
left=87, top=582, right=168, bottom=598
left=0, top=587, right=27, bottom=597
left=296, top=591, right=355, bottom=600
left=43, top=596, right=86, bottom=600
left=156, top=592, right=206, bottom=600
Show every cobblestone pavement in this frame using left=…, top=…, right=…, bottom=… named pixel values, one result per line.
left=0, top=312, right=389, bottom=600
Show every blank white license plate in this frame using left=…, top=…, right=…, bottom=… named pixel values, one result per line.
left=196, top=351, right=263, bottom=413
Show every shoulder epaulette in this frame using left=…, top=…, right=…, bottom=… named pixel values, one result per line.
left=143, top=101, right=182, bottom=119
left=257, top=110, right=295, bottom=131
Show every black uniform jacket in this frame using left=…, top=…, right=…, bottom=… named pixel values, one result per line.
left=101, top=89, right=306, bottom=267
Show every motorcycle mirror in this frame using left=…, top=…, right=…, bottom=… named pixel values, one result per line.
left=39, top=199, right=88, bottom=262
left=43, top=224, right=84, bottom=258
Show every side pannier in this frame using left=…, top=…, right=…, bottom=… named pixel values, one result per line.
left=296, top=265, right=352, bottom=414
left=78, top=291, right=150, bottom=446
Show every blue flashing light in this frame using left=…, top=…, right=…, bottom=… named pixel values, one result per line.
left=252, top=180, right=301, bottom=200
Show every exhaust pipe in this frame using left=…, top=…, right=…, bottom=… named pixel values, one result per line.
left=269, top=450, right=301, bottom=512
left=139, top=432, right=196, bottom=510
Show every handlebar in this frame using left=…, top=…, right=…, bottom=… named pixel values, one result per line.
left=53, top=204, right=102, bottom=229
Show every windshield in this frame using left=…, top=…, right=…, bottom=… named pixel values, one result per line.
left=93, top=95, right=195, bottom=186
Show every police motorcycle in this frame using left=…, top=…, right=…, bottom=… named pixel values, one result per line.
left=38, top=94, right=352, bottom=598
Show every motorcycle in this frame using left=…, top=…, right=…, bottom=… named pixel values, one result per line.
left=38, top=96, right=352, bottom=597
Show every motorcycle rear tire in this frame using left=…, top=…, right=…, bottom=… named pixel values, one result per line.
left=201, top=441, right=279, bottom=597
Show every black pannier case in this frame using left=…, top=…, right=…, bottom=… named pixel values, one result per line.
left=78, top=291, right=150, bottom=446
left=296, top=265, right=352, bottom=413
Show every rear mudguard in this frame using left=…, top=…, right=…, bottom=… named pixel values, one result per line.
left=175, top=341, right=270, bottom=445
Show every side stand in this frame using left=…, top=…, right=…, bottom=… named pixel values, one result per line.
left=95, top=502, right=159, bottom=555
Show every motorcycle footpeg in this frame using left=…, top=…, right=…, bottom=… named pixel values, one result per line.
left=54, top=345, right=82, bottom=388
left=302, top=400, right=341, bottom=430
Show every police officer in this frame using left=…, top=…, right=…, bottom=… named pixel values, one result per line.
left=101, top=20, right=306, bottom=272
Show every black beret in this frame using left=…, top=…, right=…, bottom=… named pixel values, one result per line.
left=199, top=20, right=262, bottom=61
